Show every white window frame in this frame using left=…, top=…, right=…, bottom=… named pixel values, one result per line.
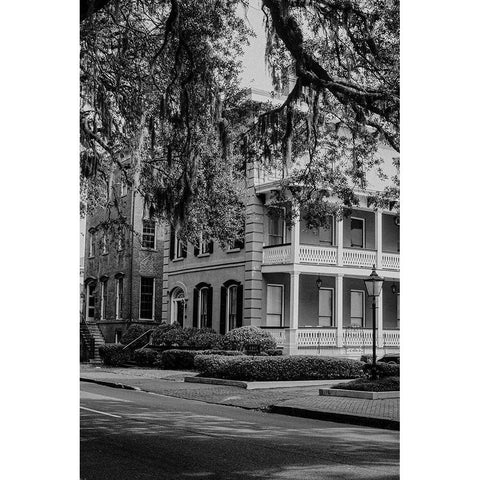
left=139, top=277, right=155, bottom=320
left=268, top=209, right=286, bottom=246
left=198, top=287, right=209, bottom=328
left=350, top=217, right=366, bottom=249
left=142, top=220, right=156, bottom=250
left=266, top=284, right=284, bottom=327
left=87, top=284, right=96, bottom=319
left=226, top=284, right=238, bottom=332
left=318, top=287, right=335, bottom=327
left=170, top=288, right=185, bottom=325
left=115, top=277, right=124, bottom=320
left=173, top=231, right=186, bottom=260
left=350, top=289, right=365, bottom=327
left=100, top=280, right=108, bottom=320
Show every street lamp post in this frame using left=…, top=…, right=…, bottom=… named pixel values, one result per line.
left=364, top=265, right=384, bottom=380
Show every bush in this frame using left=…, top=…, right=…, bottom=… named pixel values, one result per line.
left=187, top=329, right=223, bottom=349
left=120, top=324, right=152, bottom=350
left=332, top=376, right=400, bottom=392
left=151, top=322, right=183, bottom=346
left=221, top=326, right=276, bottom=353
left=194, top=355, right=363, bottom=381
left=99, top=344, right=130, bottom=366
left=133, top=348, right=162, bottom=367
left=151, top=324, right=223, bottom=350
left=363, top=362, right=400, bottom=378
left=161, top=349, right=244, bottom=370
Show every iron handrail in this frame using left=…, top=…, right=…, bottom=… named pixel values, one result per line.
left=122, top=328, right=154, bottom=351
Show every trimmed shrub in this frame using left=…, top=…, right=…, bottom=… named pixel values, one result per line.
left=264, top=348, right=283, bottom=356
left=161, top=349, right=244, bottom=370
left=133, top=348, right=162, bottom=367
left=187, top=329, right=223, bottom=349
left=151, top=322, right=183, bottom=347
left=221, top=326, right=276, bottom=353
left=194, top=355, right=363, bottom=381
left=332, top=376, right=400, bottom=392
left=120, top=324, right=152, bottom=350
left=99, top=344, right=130, bottom=366
left=151, top=324, right=223, bottom=350
left=363, top=362, right=400, bottom=378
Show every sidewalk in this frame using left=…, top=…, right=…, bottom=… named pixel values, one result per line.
left=80, top=364, right=399, bottom=430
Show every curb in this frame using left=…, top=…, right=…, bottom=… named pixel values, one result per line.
left=319, top=388, right=400, bottom=400
left=80, top=377, right=141, bottom=391
left=270, top=405, right=400, bottom=431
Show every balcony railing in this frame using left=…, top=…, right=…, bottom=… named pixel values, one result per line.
left=299, top=245, right=337, bottom=265
left=262, top=244, right=399, bottom=271
left=383, top=329, right=400, bottom=347
left=297, top=328, right=337, bottom=348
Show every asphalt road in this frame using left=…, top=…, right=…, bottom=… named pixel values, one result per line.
left=80, top=381, right=399, bottom=480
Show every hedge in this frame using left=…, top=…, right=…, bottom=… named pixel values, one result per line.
left=120, top=324, right=152, bottom=350
left=363, top=362, right=400, bottom=378
left=133, top=348, right=162, bottom=367
left=220, top=326, right=276, bottom=353
left=194, top=355, right=363, bottom=381
left=99, top=344, right=130, bottom=366
left=161, top=349, right=244, bottom=370
left=151, top=324, right=223, bottom=349
left=332, top=376, right=400, bottom=392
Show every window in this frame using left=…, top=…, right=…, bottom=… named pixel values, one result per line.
left=117, top=227, right=125, bottom=251
left=198, top=287, right=209, bottom=328
left=100, top=279, right=108, bottom=320
left=173, top=232, right=186, bottom=259
left=318, top=216, right=334, bottom=245
left=119, top=179, right=127, bottom=197
left=114, top=330, right=122, bottom=344
left=87, top=284, right=96, bottom=319
left=101, top=233, right=108, bottom=255
left=171, top=288, right=185, bottom=327
left=142, top=220, right=156, bottom=249
left=227, top=237, right=244, bottom=251
left=350, top=290, right=365, bottom=326
left=115, top=277, right=124, bottom=320
left=200, top=236, right=210, bottom=255
left=140, top=277, right=155, bottom=319
left=268, top=212, right=285, bottom=246
left=227, top=285, right=238, bottom=331
left=88, top=232, right=95, bottom=257
left=266, top=284, right=284, bottom=326
left=318, top=289, right=334, bottom=326
left=350, top=217, right=365, bottom=248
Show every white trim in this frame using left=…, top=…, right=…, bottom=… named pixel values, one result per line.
left=350, top=289, right=365, bottom=327
left=142, top=220, right=156, bottom=250
left=318, top=287, right=335, bottom=327
left=115, top=277, right=123, bottom=320
left=266, top=283, right=284, bottom=327
left=100, top=279, right=107, bottom=320
left=170, top=287, right=185, bottom=325
left=350, top=217, right=366, bottom=249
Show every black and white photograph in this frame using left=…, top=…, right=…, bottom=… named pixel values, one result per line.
left=3, top=1, right=479, bottom=479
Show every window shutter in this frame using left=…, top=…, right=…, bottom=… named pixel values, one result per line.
left=208, top=240, right=214, bottom=254
left=181, top=242, right=187, bottom=258
left=220, top=285, right=227, bottom=334
left=169, top=229, right=175, bottom=260
left=192, top=287, right=199, bottom=328
left=236, top=284, right=243, bottom=328
left=194, top=244, right=199, bottom=256
left=206, top=287, right=213, bottom=328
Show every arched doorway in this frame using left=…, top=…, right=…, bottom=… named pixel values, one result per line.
left=171, top=288, right=186, bottom=327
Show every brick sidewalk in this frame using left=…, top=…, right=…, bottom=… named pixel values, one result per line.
left=80, top=364, right=399, bottom=428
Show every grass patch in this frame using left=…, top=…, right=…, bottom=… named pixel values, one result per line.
left=332, top=376, right=399, bottom=392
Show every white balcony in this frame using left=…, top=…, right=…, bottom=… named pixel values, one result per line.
left=263, top=244, right=400, bottom=271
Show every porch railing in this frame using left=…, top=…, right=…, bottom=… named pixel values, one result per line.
left=299, top=245, right=337, bottom=265
left=261, top=328, right=285, bottom=347
left=383, top=329, right=400, bottom=347
left=343, top=328, right=373, bottom=346
left=262, top=244, right=292, bottom=264
left=382, top=253, right=400, bottom=270
left=297, top=328, right=337, bottom=348
left=342, top=249, right=377, bottom=268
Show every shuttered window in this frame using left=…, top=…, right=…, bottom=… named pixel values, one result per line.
left=318, top=216, right=334, bottom=245
left=268, top=212, right=285, bottom=246
left=227, top=285, right=238, bottom=331
left=198, top=287, right=209, bottom=328
left=351, top=217, right=365, bottom=248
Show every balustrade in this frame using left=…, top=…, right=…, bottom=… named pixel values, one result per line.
left=383, top=329, right=400, bottom=347
left=299, top=245, right=337, bottom=265
left=343, top=328, right=374, bottom=346
left=382, top=253, right=400, bottom=270
left=261, top=328, right=286, bottom=347
left=297, top=328, right=337, bottom=348
left=262, top=245, right=292, bottom=264
left=343, top=249, right=377, bottom=268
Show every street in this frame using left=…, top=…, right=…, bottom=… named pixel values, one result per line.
left=80, top=382, right=399, bottom=479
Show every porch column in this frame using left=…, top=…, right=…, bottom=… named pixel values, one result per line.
left=284, top=271, right=300, bottom=355
left=335, top=274, right=344, bottom=347
left=336, top=216, right=344, bottom=266
left=377, top=288, right=384, bottom=348
left=291, top=206, right=300, bottom=264
left=375, top=210, right=383, bottom=269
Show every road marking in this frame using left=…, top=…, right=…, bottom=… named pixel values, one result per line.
left=80, top=406, right=122, bottom=418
